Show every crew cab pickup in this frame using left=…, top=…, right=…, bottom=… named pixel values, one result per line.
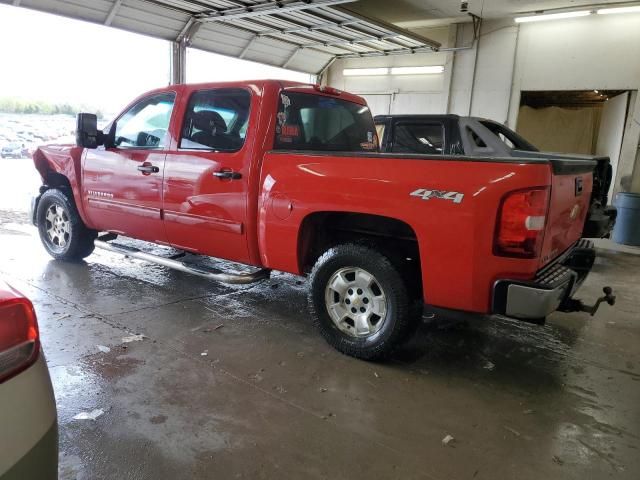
left=375, top=114, right=617, bottom=239
left=30, top=81, right=614, bottom=360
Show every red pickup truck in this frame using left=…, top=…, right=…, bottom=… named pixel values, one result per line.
left=30, top=80, right=614, bottom=359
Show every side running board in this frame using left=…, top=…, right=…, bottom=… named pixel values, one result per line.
left=94, top=240, right=271, bottom=285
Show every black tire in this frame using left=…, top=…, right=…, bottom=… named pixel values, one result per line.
left=36, top=188, right=97, bottom=261
left=308, top=243, right=419, bottom=360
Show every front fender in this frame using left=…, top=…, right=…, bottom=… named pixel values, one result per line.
left=32, top=145, right=93, bottom=228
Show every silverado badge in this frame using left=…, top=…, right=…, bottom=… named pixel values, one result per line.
left=410, top=188, right=464, bottom=204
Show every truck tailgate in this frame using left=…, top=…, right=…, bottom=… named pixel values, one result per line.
left=539, top=162, right=595, bottom=268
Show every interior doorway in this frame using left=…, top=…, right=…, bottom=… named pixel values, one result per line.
left=517, top=90, right=631, bottom=199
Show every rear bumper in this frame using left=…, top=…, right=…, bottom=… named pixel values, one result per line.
left=492, top=239, right=595, bottom=321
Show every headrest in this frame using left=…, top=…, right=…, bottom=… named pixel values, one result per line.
left=191, top=110, right=227, bottom=134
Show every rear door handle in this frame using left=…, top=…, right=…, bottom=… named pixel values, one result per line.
left=213, top=170, right=242, bottom=180
left=137, top=164, right=159, bottom=174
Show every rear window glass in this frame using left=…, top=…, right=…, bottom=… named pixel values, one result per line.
left=274, top=92, right=377, bottom=152
left=391, top=123, right=444, bottom=154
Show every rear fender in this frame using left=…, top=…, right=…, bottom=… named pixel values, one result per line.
left=258, top=151, right=554, bottom=313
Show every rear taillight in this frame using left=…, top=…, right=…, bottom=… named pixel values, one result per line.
left=0, top=298, right=40, bottom=383
left=494, top=187, right=550, bottom=258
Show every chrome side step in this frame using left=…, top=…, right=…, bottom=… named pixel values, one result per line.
left=94, top=240, right=271, bottom=285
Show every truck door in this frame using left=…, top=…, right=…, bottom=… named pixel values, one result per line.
left=83, top=92, right=175, bottom=244
left=162, top=87, right=251, bottom=264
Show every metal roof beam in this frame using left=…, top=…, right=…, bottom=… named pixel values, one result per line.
left=176, top=17, right=202, bottom=45
left=239, top=36, right=258, bottom=59
left=196, top=17, right=342, bottom=57
left=225, top=16, right=367, bottom=54
left=104, top=0, right=123, bottom=26
left=238, top=18, right=360, bottom=37
left=282, top=47, right=301, bottom=68
left=233, top=15, right=393, bottom=53
left=332, top=5, right=441, bottom=50
left=196, top=0, right=358, bottom=22
left=275, top=9, right=427, bottom=52
left=298, top=35, right=401, bottom=49
left=336, top=46, right=437, bottom=58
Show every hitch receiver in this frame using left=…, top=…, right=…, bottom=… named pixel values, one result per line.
left=560, top=286, right=616, bottom=316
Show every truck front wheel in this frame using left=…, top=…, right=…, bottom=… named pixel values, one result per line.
left=36, top=188, right=97, bottom=261
left=308, top=244, right=419, bottom=360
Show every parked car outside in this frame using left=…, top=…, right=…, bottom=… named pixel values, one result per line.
left=1, top=143, right=24, bottom=159
left=0, top=280, right=57, bottom=480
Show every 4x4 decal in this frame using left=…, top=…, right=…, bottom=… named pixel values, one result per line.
left=410, top=188, right=464, bottom=204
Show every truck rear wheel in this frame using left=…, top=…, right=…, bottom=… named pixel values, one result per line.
left=308, top=244, right=418, bottom=360
left=36, top=188, right=97, bottom=261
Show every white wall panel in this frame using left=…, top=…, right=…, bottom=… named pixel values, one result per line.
left=390, top=93, right=444, bottom=114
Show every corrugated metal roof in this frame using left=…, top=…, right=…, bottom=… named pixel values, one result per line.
left=4, top=0, right=441, bottom=73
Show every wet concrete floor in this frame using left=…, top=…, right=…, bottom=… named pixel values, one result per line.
left=0, top=161, right=639, bottom=479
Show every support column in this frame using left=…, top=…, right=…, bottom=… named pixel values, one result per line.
left=620, top=92, right=640, bottom=194
left=170, top=40, right=187, bottom=85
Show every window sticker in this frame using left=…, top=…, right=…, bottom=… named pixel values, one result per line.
left=277, top=94, right=291, bottom=130
left=281, top=124, right=300, bottom=137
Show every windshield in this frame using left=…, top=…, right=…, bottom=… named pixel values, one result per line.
left=274, top=92, right=378, bottom=152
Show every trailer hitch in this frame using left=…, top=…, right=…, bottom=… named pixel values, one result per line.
left=560, top=286, right=616, bottom=316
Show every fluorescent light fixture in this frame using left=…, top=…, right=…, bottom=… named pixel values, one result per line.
left=597, top=6, right=640, bottom=14
left=343, top=67, right=389, bottom=76
left=390, top=66, right=444, bottom=75
left=515, top=10, right=591, bottom=23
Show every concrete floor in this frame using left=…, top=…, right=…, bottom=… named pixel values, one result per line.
left=1, top=160, right=639, bottom=479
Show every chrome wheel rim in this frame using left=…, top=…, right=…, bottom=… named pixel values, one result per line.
left=324, top=266, right=387, bottom=338
left=45, top=203, right=71, bottom=249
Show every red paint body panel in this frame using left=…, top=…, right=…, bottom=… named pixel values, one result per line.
left=258, top=153, right=552, bottom=312
left=31, top=79, right=593, bottom=316
left=83, top=149, right=169, bottom=243
left=538, top=173, right=593, bottom=268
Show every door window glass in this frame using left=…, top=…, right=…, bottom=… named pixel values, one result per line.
left=180, top=88, right=251, bottom=152
left=391, top=123, right=444, bottom=154
left=114, top=93, right=175, bottom=149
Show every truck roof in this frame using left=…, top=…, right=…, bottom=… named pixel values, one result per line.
left=145, top=79, right=368, bottom=106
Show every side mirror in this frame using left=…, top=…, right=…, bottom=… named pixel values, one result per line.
left=76, top=113, right=103, bottom=149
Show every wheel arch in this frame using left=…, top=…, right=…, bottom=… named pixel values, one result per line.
left=32, top=147, right=93, bottom=228
left=297, top=211, right=423, bottom=299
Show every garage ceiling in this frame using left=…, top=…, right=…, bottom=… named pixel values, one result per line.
left=3, top=0, right=632, bottom=73
left=3, top=0, right=442, bottom=74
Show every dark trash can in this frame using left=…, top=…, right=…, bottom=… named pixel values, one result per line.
left=612, top=192, right=640, bottom=246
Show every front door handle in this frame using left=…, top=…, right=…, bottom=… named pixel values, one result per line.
left=213, top=170, right=242, bottom=180
left=137, top=164, right=159, bottom=174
